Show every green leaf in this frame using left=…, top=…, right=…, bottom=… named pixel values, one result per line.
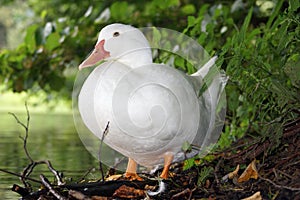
left=25, top=24, right=38, bottom=53
left=187, top=16, right=196, bottom=27
left=35, top=27, right=44, bottom=46
left=289, top=0, right=300, bottom=12
left=274, top=21, right=290, bottom=52
left=247, top=28, right=261, bottom=42
left=181, top=4, right=196, bottom=15
left=174, top=56, right=185, bottom=71
left=151, top=27, right=162, bottom=48
left=152, top=0, right=179, bottom=10
left=111, top=1, right=127, bottom=18
left=238, top=7, right=253, bottom=44
left=186, top=61, right=196, bottom=74
left=197, top=166, right=213, bottom=186
left=227, top=85, right=240, bottom=112
left=183, top=158, right=195, bottom=170
left=110, top=1, right=134, bottom=22
left=181, top=141, right=192, bottom=152
left=266, top=0, right=284, bottom=29
left=48, top=73, right=64, bottom=91
left=40, top=10, right=47, bottom=19
left=284, top=54, right=300, bottom=88
left=45, top=32, right=60, bottom=51
left=198, top=4, right=209, bottom=16
left=197, top=33, right=207, bottom=45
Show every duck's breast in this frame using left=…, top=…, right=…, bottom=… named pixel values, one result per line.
left=79, top=62, right=204, bottom=167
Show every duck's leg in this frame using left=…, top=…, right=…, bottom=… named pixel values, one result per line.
left=124, top=158, right=143, bottom=181
left=160, top=152, right=174, bottom=179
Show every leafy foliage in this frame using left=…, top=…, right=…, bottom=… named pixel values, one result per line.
left=197, top=166, right=214, bottom=187
left=184, top=0, right=299, bottom=150
left=0, top=0, right=299, bottom=153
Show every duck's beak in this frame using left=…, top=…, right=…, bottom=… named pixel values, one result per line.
left=79, top=39, right=110, bottom=70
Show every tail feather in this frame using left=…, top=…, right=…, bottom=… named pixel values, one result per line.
left=191, top=56, right=218, bottom=77
left=188, top=56, right=227, bottom=158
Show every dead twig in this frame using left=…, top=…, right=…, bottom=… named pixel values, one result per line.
left=259, top=175, right=300, bottom=191
left=8, top=102, right=33, bottom=163
left=11, top=184, right=30, bottom=197
left=77, top=166, right=96, bottom=182
left=64, top=179, right=157, bottom=197
left=40, top=174, right=67, bottom=200
left=273, top=152, right=300, bottom=170
left=21, top=159, right=65, bottom=188
left=214, top=158, right=222, bottom=185
left=39, top=160, right=64, bottom=185
left=223, top=117, right=300, bottom=163
left=99, top=121, right=110, bottom=182
left=275, top=169, right=293, bottom=180
left=0, top=168, right=42, bottom=184
left=170, top=188, right=192, bottom=200
left=9, top=103, right=64, bottom=188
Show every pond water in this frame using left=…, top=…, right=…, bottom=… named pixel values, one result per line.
left=0, top=111, right=102, bottom=199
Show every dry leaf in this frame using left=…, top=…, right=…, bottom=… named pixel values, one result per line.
left=238, top=160, right=258, bottom=183
left=69, top=190, right=91, bottom=200
left=105, top=174, right=122, bottom=181
left=91, top=196, right=109, bottom=200
left=241, top=191, right=262, bottom=200
left=113, top=185, right=145, bottom=198
left=222, top=164, right=240, bottom=181
left=229, top=164, right=240, bottom=179
left=205, top=179, right=211, bottom=188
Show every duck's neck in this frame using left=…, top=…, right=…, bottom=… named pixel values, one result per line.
left=113, top=48, right=153, bottom=68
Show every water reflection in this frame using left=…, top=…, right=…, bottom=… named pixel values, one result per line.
left=0, top=112, right=101, bottom=199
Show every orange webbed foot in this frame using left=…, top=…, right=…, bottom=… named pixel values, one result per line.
left=159, top=152, right=174, bottom=179
left=124, top=172, right=143, bottom=181
left=123, top=158, right=143, bottom=181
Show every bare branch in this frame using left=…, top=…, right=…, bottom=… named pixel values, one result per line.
left=259, top=175, right=300, bottom=191
left=77, top=167, right=96, bottom=182
left=25, top=102, right=30, bottom=130
left=8, top=102, right=33, bottom=163
left=38, top=160, right=64, bottom=185
left=40, top=174, right=67, bottom=200
left=98, top=121, right=110, bottom=182
left=12, top=184, right=30, bottom=197
left=8, top=102, right=64, bottom=188
left=0, top=168, right=42, bottom=184
left=170, top=188, right=192, bottom=200
left=21, top=160, right=64, bottom=187
left=8, top=112, right=28, bottom=131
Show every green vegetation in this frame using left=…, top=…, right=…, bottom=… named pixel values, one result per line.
left=0, top=0, right=299, bottom=157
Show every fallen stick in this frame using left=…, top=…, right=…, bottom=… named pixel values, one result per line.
left=63, top=179, right=157, bottom=197
left=11, top=184, right=29, bottom=197
left=0, top=168, right=42, bottom=184
left=40, top=174, right=67, bottom=200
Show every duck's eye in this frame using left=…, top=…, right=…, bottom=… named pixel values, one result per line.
left=113, top=32, right=120, bottom=37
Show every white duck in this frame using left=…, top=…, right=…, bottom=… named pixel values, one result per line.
left=78, top=23, right=226, bottom=179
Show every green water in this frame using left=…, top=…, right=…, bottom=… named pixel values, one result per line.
left=0, top=111, right=101, bottom=199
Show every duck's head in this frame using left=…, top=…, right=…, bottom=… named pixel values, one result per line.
left=79, top=23, right=152, bottom=70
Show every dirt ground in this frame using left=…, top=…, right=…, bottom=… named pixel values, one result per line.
left=158, top=118, right=300, bottom=200
left=158, top=127, right=300, bottom=200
